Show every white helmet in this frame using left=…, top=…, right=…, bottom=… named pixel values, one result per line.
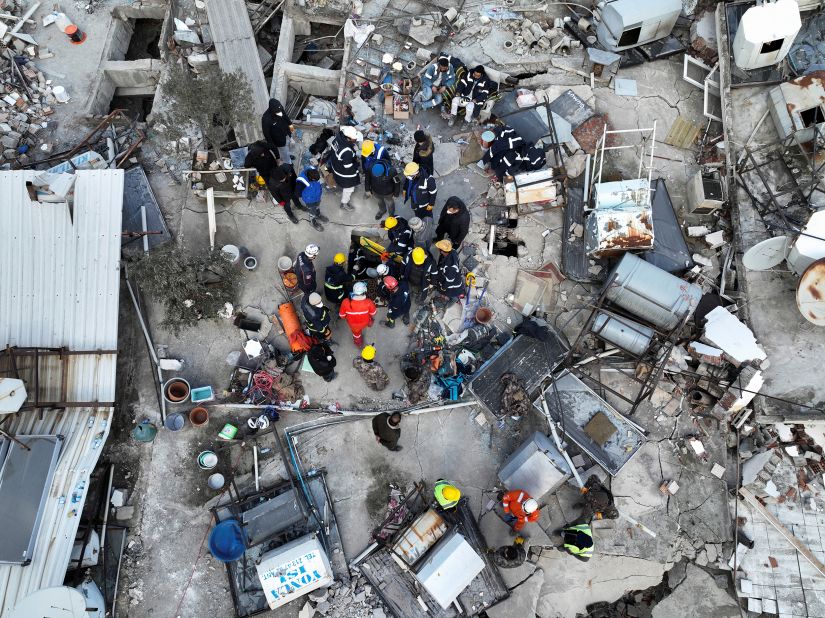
left=308, top=292, right=323, bottom=306
left=523, top=498, right=538, bottom=514
left=342, top=126, right=359, bottom=140
left=376, top=263, right=389, bottom=276
left=305, top=244, right=320, bottom=258
left=353, top=281, right=368, bottom=296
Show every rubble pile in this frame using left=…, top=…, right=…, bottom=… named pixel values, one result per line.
left=301, top=577, right=389, bottom=618
left=171, top=16, right=218, bottom=70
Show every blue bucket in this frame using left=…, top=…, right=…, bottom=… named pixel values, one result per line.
left=164, top=412, right=186, bottom=431
left=208, top=520, right=246, bottom=563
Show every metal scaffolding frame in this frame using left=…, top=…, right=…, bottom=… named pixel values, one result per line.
left=589, top=122, right=657, bottom=206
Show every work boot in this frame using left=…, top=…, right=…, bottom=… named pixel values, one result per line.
left=447, top=116, right=455, bottom=127
left=402, top=314, right=410, bottom=325
left=382, top=319, right=395, bottom=329
left=317, top=213, right=329, bottom=223
left=287, top=212, right=299, bottom=224
left=389, top=445, right=404, bottom=451
left=311, top=218, right=324, bottom=232
left=375, top=210, right=386, bottom=220
left=340, top=202, right=355, bottom=212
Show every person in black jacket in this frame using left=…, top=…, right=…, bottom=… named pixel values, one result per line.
left=307, top=341, right=336, bottom=382
left=436, top=196, right=471, bottom=249
left=413, top=130, right=434, bottom=175
left=294, top=244, right=319, bottom=293
left=381, top=276, right=411, bottom=327
left=301, top=292, right=332, bottom=340
left=403, top=162, right=437, bottom=246
left=434, top=239, right=464, bottom=301
left=261, top=99, right=294, bottom=164
left=481, top=125, right=524, bottom=180
left=384, top=216, right=414, bottom=258
left=324, top=252, right=354, bottom=306
left=449, top=65, right=494, bottom=127
left=270, top=163, right=301, bottom=224
left=403, top=247, right=437, bottom=302
left=364, top=156, right=401, bottom=220
left=325, top=126, right=361, bottom=211
left=520, top=142, right=547, bottom=171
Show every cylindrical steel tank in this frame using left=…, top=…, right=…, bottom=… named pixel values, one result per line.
left=592, top=312, right=655, bottom=356
left=604, top=253, right=702, bottom=331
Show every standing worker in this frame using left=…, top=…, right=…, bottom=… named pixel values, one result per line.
left=294, top=166, right=327, bottom=231
left=434, top=239, right=464, bottom=302
left=261, top=98, right=295, bottom=164
left=381, top=276, right=411, bottom=328
left=301, top=292, right=332, bottom=340
left=384, top=216, right=413, bottom=259
left=294, top=244, right=320, bottom=294
left=435, top=196, right=470, bottom=250
left=502, top=489, right=540, bottom=533
left=269, top=163, right=302, bottom=225
left=559, top=523, right=594, bottom=562
left=412, top=130, right=434, bottom=175
left=324, top=253, right=354, bottom=306
left=433, top=479, right=461, bottom=509
left=364, top=149, right=402, bottom=220
left=403, top=246, right=437, bottom=302
left=326, top=126, right=361, bottom=212
left=354, top=345, right=390, bottom=391
left=307, top=341, right=337, bottom=382
left=339, top=281, right=377, bottom=347
left=403, top=162, right=437, bottom=247
left=372, top=411, right=402, bottom=451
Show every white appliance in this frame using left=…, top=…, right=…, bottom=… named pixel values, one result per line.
left=415, top=532, right=485, bottom=610
left=733, top=0, right=801, bottom=70
left=596, top=0, right=682, bottom=52
left=256, top=534, right=334, bottom=610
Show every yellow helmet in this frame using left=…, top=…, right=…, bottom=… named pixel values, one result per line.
left=333, top=252, right=346, bottom=264
left=256, top=175, right=266, bottom=186
left=403, top=162, right=420, bottom=177
left=361, top=345, right=376, bottom=361
left=384, top=216, right=398, bottom=230
left=412, top=247, right=426, bottom=265
left=442, top=485, right=461, bottom=501
left=361, top=140, right=375, bottom=157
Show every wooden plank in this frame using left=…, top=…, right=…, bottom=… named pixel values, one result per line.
left=739, top=487, right=825, bottom=578
left=664, top=117, right=700, bottom=149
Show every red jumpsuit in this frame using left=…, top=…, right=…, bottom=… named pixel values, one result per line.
left=339, top=296, right=377, bottom=346
left=502, top=489, right=539, bottom=532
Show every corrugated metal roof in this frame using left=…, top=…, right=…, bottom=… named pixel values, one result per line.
left=206, top=0, right=268, bottom=145
left=0, top=170, right=123, bottom=615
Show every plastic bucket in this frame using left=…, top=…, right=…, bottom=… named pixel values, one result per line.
left=208, top=519, right=246, bottom=562
left=218, top=423, right=238, bottom=440
left=221, top=244, right=240, bottom=264
left=163, top=378, right=190, bottom=404
left=198, top=450, right=218, bottom=470
left=131, top=421, right=157, bottom=443
left=208, top=473, right=225, bottom=490
left=189, top=407, right=209, bottom=427
left=244, top=256, right=258, bottom=270
left=164, top=412, right=186, bottom=431
left=277, top=256, right=293, bottom=271
left=475, top=307, right=493, bottom=325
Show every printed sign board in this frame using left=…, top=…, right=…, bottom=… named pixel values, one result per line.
left=256, top=534, right=334, bottom=610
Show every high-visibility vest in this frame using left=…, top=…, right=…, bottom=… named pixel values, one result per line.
left=433, top=480, right=459, bottom=509
left=563, top=524, right=594, bottom=558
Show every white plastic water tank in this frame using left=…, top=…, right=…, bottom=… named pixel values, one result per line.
left=733, top=0, right=801, bottom=70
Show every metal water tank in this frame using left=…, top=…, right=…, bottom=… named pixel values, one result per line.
left=733, top=0, right=801, bottom=70
left=592, top=312, right=655, bottom=355
left=604, top=253, right=702, bottom=331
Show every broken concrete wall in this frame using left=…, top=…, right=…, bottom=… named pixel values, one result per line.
left=271, top=15, right=342, bottom=102
left=103, top=60, right=163, bottom=88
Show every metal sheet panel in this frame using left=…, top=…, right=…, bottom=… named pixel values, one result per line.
left=0, top=170, right=122, bottom=613
left=0, top=436, right=63, bottom=565
left=643, top=178, right=694, bottom=274
left=415, top=532, right=485, bottom=610
left=391, top=510, right=447, bottom=566
left=241, top=488, right=305, bottom=545
left=498, top=432, right=570, bottom=498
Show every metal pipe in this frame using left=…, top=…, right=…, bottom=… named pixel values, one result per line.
left=253, top=445, right=260, bottom=492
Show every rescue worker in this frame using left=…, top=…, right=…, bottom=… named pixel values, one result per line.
left=301, top=292, right=331, bottom=340
left=371, top=411, right=402, bottom=451
left=560, top=523, right=594, bottom=562
left=434, top=239, right=464, bottom=301
left=491, top=538, right=528, bottom=569
left=403, top=246, right=437, bottom=302
left=403, top=162, right=437, bottom=247
left=269, top=163, right=301, bottom=224
left=324, top=252, right=354, bottom=306
left=261, top=98, right=294, bottom=164
left=481, top=125, right=525, bottom=180
left=577, top=475, right=618, bottom=521
left=294, top=244, right=320, bottom=294
left=354, top=345, right=390, bottom=391
left=307, top=341, right=336, bottom=382
left=384, top=216, right=413, bottom=258
left=433, top=480, right=461, bottom=509
left=449, top=65, right=494, bottom=127
left=327, top=125, right=361, bottom=212
left=294, top=166, right=327, bottom=231
left=382, top=276, right=411, bottom=328
left=502, top=489, right=540, bottom=533
left=519, top=141, right=547, bottom=172
left=361, top=139, right=390, bottom=169
left=243, top=140, right=278, bottom=187
left=413, top=56, right=456, bottom=113
left=339, top=281, right=376, bottom=347
left=413, top=130, right=434, bottom=175
left=364, top=152, right=402, bottom=220
left=435, top=196, right=470, bottom=250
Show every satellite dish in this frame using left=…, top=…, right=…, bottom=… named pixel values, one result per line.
left=10, top=587, right=90, bottom=618
left=742, top=236, right=789, bottom=270
left=797, top=258, right=825, bottom=326
left=0, top=378, right=27, bottom=413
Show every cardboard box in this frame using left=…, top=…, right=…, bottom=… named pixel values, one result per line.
left=394, top=94, right=410, bottom=119
left=384, top=92, right=393, bottom=115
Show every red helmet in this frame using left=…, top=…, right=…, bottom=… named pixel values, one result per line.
left=383, top=275, right=399, bottom=291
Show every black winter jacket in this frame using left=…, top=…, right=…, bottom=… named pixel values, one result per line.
left=327, top=132, right=361, bottom=189
left=364, top=159, right=401, bottom=197
left=261, top=99, right=292, bottom=148
left=436, top=196, right=471, bottom=248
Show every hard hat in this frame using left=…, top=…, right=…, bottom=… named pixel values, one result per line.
left=435, top=239, right=453, bottom=253
left=308, top=292, right=323, bottom=306
left=513, top=535, right=526, bottom=545
left=342, top=126, right=359, bottom=140
left=412, top=247, right=427, bottom=265
left=383, top=275, right=399, bottom=291
left=376, top=263, right=390, bottom=276
left=409, top=217, right=424, bottom=232
left=333, top=252, right=346, bottom=264
left=362, top=140, right=375, bottom=157
left=481, top=130, right=495, bottom=143
left=353, top=281, right=368, bottom=295
left=384, top=216, right=398, bottom=229
left=392, top=61, right=403, bottom=71
left=523, top=498, right=538, bottom=514
left=403, top=162, right=419, bottom=177
left=442, top=485, right=461, bottom=501
left=305, top=243, right=320, bottom=258
left=361, top=345, right=376, bottom=361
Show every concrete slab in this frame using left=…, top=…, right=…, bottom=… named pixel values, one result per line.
left=652, top=564, right=739, bottom=618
